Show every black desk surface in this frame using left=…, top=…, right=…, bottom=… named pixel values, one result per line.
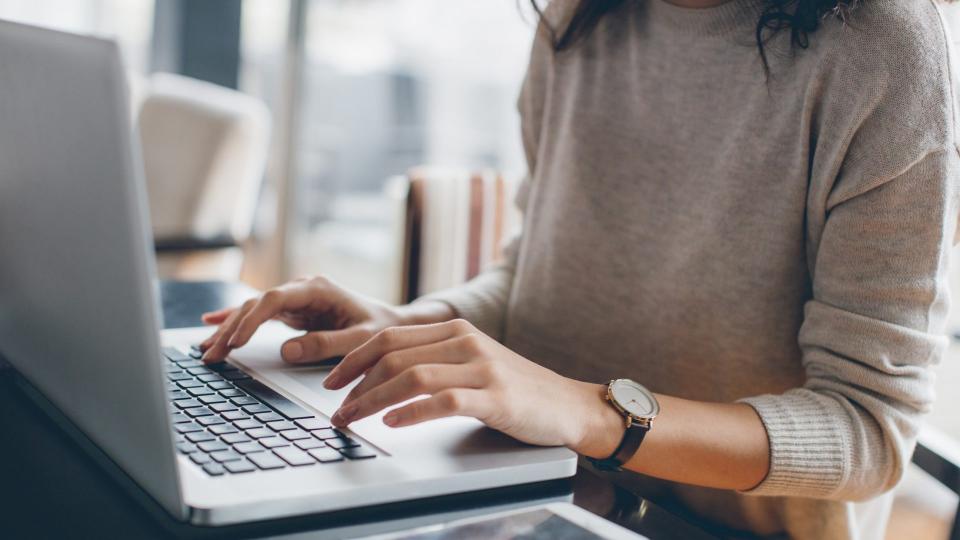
left=0, top=281, right=717, bottom=540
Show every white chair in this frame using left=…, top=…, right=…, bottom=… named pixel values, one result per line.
left=136, top=72, right=270, bottom=280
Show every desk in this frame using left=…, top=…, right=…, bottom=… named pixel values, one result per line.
left=0, top=281, right=717, bottom=539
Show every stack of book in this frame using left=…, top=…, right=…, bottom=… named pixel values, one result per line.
left=395, top=167, right=520, bottom=303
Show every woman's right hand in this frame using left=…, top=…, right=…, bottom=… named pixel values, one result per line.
left=199, top=276, right=452, bottom=364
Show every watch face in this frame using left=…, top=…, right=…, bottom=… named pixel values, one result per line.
left=610, top=379, right=659, bottom=418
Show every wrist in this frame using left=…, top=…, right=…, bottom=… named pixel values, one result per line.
left=568, top=381, right=627, bottom=459
left=393, top=300, right=457, bottom=327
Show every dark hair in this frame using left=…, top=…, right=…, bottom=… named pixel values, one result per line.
left=531, top=0, right=861, bottom=71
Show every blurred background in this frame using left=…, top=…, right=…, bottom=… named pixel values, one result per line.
left=0, top=0, right=534, bottom=303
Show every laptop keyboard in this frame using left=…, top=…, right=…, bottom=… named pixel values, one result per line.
left=163, top=346, right=377, bottom=477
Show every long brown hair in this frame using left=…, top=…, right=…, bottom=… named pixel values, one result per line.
left=531, top=0, right=862, bottom=71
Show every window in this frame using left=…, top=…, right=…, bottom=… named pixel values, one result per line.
left=240, top=0, right=535, bottom=302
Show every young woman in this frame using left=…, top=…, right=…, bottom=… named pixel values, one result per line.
left=201, top=1, right=960, bottom=537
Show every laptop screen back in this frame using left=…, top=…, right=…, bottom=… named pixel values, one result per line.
left=0, top=21, right=183, bottom=519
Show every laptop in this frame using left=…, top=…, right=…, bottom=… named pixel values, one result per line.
left=0, top=20, right=576, bottom=526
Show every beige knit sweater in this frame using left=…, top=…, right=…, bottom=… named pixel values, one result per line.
left=423, top=0, right=960, bottom=538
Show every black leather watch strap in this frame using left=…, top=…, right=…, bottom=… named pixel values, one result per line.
left=588, top=422, right=649, bottom=472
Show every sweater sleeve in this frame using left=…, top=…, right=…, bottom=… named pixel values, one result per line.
left=740, top=149, right=958, bottom=500
left=738, top=3, right=960, bottom=500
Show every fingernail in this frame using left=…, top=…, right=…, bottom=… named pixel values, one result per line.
left=323, top=373, right=340, bottom=389
left=282, top=342, right=303, bottom=362
left=227, top=337, right=238, bottom=348
left=334, top=403, right=357, bottom=424
left=383, top=411, right=399, bottom=426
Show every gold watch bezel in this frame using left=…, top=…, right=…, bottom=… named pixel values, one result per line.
left=605, top=379, right=659, bottom=430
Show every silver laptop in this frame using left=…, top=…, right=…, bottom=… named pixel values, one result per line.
left=0, top=20, right=576, bottom=526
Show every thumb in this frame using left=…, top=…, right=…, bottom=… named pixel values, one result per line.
left=281, top=327, right=371, bottom=364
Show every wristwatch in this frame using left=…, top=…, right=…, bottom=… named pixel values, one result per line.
left=587, top=379, right=659, bottom=472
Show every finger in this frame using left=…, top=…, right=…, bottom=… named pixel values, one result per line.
left=199, top=308, right=237, bottom=349
left=341, top=337, right=476, bottom=403
left=202, top=301, right=255, bottom=363
left=229, top=282, right=340, bottom=347
left=382, top=389, right=488, bottom=428
left=331, top=364, right=484, bottom=427
left=326, top=319, right=475, bottom=390
left=281, top=326, right=372, bottom=364
left=201, top=307, right=234, bottom=326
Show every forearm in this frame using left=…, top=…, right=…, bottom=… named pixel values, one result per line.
left=572, top=383, right=770, bottom=491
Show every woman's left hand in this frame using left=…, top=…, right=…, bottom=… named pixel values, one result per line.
left=323, top=319, right=619, bottom=453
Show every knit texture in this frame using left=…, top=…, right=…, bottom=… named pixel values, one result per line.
left=422, top=0, right=960, bottom=538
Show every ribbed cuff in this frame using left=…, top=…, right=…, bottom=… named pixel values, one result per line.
left=738, top=390, right=851, bottom=498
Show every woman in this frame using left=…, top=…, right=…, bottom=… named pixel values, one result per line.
left=201, top=1, right=959, bottom=537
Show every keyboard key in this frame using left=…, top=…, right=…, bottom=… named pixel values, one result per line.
left=208, top=381, right=233, bottom=391
left=233, top=442, right=266, bottom=454
left=198, top=441, right=230, bottom=453
left=234, top=419, right=261, bottom=430
left=186, top=367, right=211, bottom=376
left=267, top=421, right=297, bottom=432
left=185, top=407, right=215, bottom=418
left=197, top=374, right=221, bottom=383
left=242, top=404, right=271, bottom=415
left=255, top=412, right=283, bottom=423
left=222, top=433, right=251, bottom=445
left=208, top=361, right=239, bottom=372
left=220, top=389, right=245, bottom=398
left=294, top=439, right=324, bottom=451
left=200, top=395, right=226, bottom=405
left=248, top=452, right=286, bottom=470
left=203, top=463, right=226, bottom=476
left=224, top=460, right=256, bottom=474
left=197, top=416, right=226, bottom=427
left=209, top=424, right=238, bottom=435
left=210, top=450, right=242, bottom=463
left=246, top=428, right=274, bottom=439
left=188, top=387, right=215, bottom=398
left=175, top=422, right=204, bottom=434
left=339, top=447, right=377, bottom=460
left=189, top=349, right=203, bottom=359
left=175, top=434, right=187, bottom=443
left=190, top=453, right=212, bottom=465
left=280, top=429, right=311, bottom=441
left=168, top=389, right=188, bottom=400
left=186, top=431, right=216, bottom=443
left=177, top=379, right=203, bottom=389
left=176, top=359, right=204, bottom=369
left=326, top=436, right=360, bottom=450
left=310, top=428, right=339, bottom=440
left=174, top=399, right=202, bottom=410
left=210, top=403, right=237, bottom=413
left=273, top=447, right=314, bottom=467
left=167, top=372, right=192, bottom=381
left=222, top=411, right=249, bottom=422
left=162, top=347, right=190, bottom=362
left=307, top=447, right=344, bottom=463
left=170, top=412, right=191, bottom=424
left=259, top=437, right=290, bottom=449
left=295, top=418, right=331, bottom=431
left=234, top=379, right=313, bottom=419
left=230, top=396, right=258, bottom=406
left=222, top=371, right=251, bottom=381
left=176, top=442, right=197, bottom=454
